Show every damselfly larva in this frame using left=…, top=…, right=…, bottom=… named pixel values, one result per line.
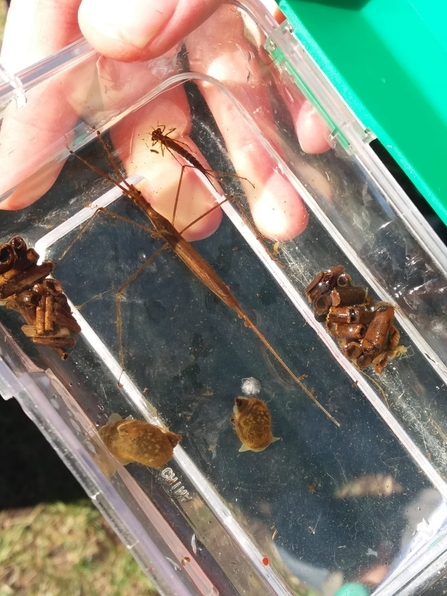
left=99, top=413, right=181, bottom=468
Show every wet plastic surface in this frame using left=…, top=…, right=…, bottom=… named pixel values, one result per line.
left=1, top=2, right=447, bottom=595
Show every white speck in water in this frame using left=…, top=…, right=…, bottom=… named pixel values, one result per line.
left=241, top=377, right=261, bottom=396
left=417, top=518, right=429, bottom=532
left=191, top=534, right=197, bottom=555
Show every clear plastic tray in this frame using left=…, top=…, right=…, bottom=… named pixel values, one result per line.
left=1, top=1, right=447, bottom=595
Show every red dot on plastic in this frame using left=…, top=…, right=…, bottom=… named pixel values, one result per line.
left=262, top=557, right=269, bottom=566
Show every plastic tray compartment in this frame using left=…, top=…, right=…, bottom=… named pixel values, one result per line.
left=1, top=1, right=447, bottom=595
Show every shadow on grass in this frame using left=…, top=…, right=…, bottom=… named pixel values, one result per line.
left=0, top=399, right=158, bottom=595
left=0, top=398, right=86, bottom=509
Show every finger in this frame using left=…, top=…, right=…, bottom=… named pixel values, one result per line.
left=1, top=0, right=82, bottom=72
left=0, top=42, right=186, bottom=210
left=110, top=87, right=222, bottom=241
left=0, top=0, right=88, bottom=210
left=0, top=58, right=96, bottom=210
left=243, top=0, right=331, bottom=157
left=85, top=51, right=179, bottom=120
left=187, top=5, right=308, bottom=241
left=78, top=0, right=224, bottom=62
left=0, top=161, right=65, bottom=211
left=291, top=100, right=332, bottom=155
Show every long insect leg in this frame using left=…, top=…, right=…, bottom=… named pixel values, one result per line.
left=69, top=141, right=133, bottom=197
left=202, top=182, right=282, bottom=266
left=240, top=313, right=340, bottom=427
left=116, top=244, right=168, bottom=371
left=93, top=131, right=139, bottom=196
left=168, top=162, right=340, bottom=426
left=152, top=127, right=279, bottom=263
left=171, top=163, right=185, bottom=227
left=56, top=209, right=100, bottom=263
left=57, top=204, right=155, bottom=267
left=170, top=163, right=234, bottom=234
left=70, top=131, right=340, bottom=425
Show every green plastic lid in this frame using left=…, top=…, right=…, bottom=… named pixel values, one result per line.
left=334, top=583, right=370, bottom=596
left=277, top=0, right=447, bottom=226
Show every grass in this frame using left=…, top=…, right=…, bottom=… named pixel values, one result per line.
left=0, top=396, right=158, bottom=596
left=0, top=1, right=6, bottom=44
left=0, top=502, right=157, bottom=596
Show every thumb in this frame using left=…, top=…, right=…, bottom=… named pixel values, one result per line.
left=78, top=0, right=223, bottom=62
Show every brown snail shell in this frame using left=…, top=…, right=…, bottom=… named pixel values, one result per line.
left=99, top=414, right=181, bottom=468
left=231, top=397, right=279, bottom=453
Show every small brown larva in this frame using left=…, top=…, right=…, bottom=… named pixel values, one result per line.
left=99, top=414, right=181, bottom=468
left=231, top=397, right=279, bottom=453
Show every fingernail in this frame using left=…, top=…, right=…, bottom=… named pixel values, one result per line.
left=80, top=0, right=177, bottom=50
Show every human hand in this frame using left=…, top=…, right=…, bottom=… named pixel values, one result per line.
left=0, top=0, right=332, bottom=242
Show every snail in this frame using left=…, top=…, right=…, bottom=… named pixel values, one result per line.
left=99, top=413, right=181, bottom=468
left=231, top=397, right=279, bottom=453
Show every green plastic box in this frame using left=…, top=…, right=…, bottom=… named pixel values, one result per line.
left=279, top=0, right=447, bottom=225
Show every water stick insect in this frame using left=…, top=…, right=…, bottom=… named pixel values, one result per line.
left=68, top=131, right=340, bottom=427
